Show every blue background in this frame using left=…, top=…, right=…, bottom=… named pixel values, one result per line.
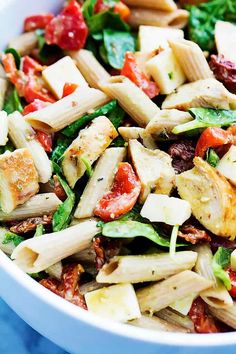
left=0, top=298, right=68, bottom=354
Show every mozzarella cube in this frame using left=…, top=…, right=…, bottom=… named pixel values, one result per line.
left=42, top=56, right=88, bottom=99
left=85, top=284, right=141, bottom=322
left=139, top=26, right=184, bottom=53
left=146, top=49, right=186, bottom=95
left=141, top=194, right=191, bottom=225
left=216, top=145, right=236, bottom=186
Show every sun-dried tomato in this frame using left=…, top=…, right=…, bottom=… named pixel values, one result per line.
left=178, top=224, right=211, bottom=244
left=168, top=140, right=195, bottom=173
left=9, top=215, right=52, bottom=234
left=189, top=297, right=219, bottom=333
left=93, top=236, right=121, bottom=270
left=209, top=55, right=236, bottom=93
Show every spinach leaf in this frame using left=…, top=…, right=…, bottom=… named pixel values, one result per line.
left=34, top=224, right=45, bottom=237
left=2, top=232, right=24, bottom=247
left=108, top=104, right=125, bottom=129
left=80, top=156, right=93, bottom=177
left=52, top=174, right=75, bottom=232
left=82, top=0, right=97, bottom=21
left=5, top=48, right=21, bottom=69
left=110, top=135, right=126, bottom=147
left=102, top=220, right=184, bottom=248
left=62, top=100, right=117, bottom=137
left=172, top=108, right=236, bottom=134
left=188, top=0, right=236, bottom=51
left=0, top=141, right=15, bottom=154
left=206, top=148, right=220, bottom=167
left=212, top=246, right=232, bottom=290
left=87, top=11, right=130, bottom=34
left=3, top=89, right=23, bottom=114
left=103, top=29, right=135, bottom=69
left=51, top=135, right=71, bottom=164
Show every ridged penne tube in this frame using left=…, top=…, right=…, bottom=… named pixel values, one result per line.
left=74, top=147, right=126, bottom=219
left=118, top=127, right=157, bottom=149
left=145, top=109, right=192, bottom=139
left=68, top=49, right=111, bottom=89
left=0, top=78, right=8, bottom=110
left=209, top=303, right=236, bottom=329
left=128, top=8, right=189, bottom=29
left=0, top=111, right=8, bottom=145
left=215, top=21, right=236, bottom=64
left=42, top=56, right=88, bottom=99
left=138, top=26, right=184, bottom=53
left=8, top=31, right=38, bottom=56
left=0, top=227, right=17, bottom=255
left=157, top=308, right=195, bottom=332
left=8, top=112, right=52, bottom=183
left=62, top=116, right=118, bottom=188
left=11, top=218, right=100, bottom=273
left=169, top=39, right=213, bottom=81
left=100, top=76, right=160, bottom=127
left=96, top=251, right=198, bottom=284
left=24, top=88, right=110, bottom=133
left=194, top=244, right=233, bottom=308
left=137, top=270, right=213, bottom=313
left=0, top=193, right=62, bottom=221
left=123, top=0, right=177, bottom=11
left=129, top=315, right=189, bottom=333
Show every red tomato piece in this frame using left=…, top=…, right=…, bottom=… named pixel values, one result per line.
left=195, top=127, right=232, bottom=158
left=22, top=99, right=49, bottom=116
left=62, top=83, right=78, bottom=98
left=24, top=76, right=56, bottom=103
left=227, top=268, right=236, bottom=297
left=35, top=130, right=53, bottom=153
left=94, top=0, right=110, bottom=14
left=45, top=0, right=88, bottom=51
left=94, top=162, right=141, bottom=221
left=2, top=52, right=18, bottom=84
left=114, top=1, right=130, bottom=21
left=24, top=13, right=54, bottom=32
left=189, top=297, right=219, bottom=333
left=22, top=56, right=43, bottom=75
left=121, top=52, right=159, bottom=99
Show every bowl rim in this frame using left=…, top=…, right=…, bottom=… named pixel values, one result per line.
left=1, top=250, right=236, bottom=347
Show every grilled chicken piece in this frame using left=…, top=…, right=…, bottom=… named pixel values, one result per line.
left=176, top=157, right=236, bottom=238
left=129, top=139, right=175, bottom=202
left=162, top=78, right=235, bottom=110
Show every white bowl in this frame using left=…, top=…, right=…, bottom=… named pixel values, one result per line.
left=0, top=1, right=236, bottom=353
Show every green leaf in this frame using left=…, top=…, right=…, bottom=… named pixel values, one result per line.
left=52, top=174, right=75, bottom=232
left=212, top=246, right=232, bottom=290
left=87, top=11, right=130, bottom=34
left=169, top=225, right=179, bottom=256
left=51, top=135, right=71, bottom=164
left=62, top=100, right=117, bottom=137
left=108, top=104, right=125, bottom=129
left=206, top=148, right=220, bottom=167
left=5, top=48, right=21, bottom=69
left=173, top=108, right=236, bottom=134
left=103, top=29, right=136, bottom=69
left=82, top=0, right=97, bottom=21
left=2, top=232, right=24, bottom=247
left=28, top=272, right=46, bottom=280
left=104, top=0, right=119, bottom=6
left=110, top=135, right=126, bottom=147
left=0, top=141, right=15, bottom=155
left=34, top=224, right=45, bottom=237
left=188, top=0, right=236, bottom=51
left=80, top=156, right=93, bottom=177
left=102, top=220, right=180, bottom=248
left=3, top=89, right=23, bottom=114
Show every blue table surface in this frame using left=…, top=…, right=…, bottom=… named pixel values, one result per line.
left=0, top=298, right=68, bottom=354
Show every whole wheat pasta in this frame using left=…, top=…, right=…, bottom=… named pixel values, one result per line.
left=123, top=0, right=177, bottom=11
left=209, top=303, right=236, bottom=329
left=157, top=308, right=195, bottom=332
left=129, top=315, right=189, bottom=333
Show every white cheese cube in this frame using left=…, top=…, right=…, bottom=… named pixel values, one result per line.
left=231, top=249, right=236, bottom=271
left=146, top=48, right=186, bottom=95
left=139, top=26, right=184, bottom=53
left=216, top=145, right=236, bottom=186
left=141, top=194, right=191, bottom=225
left=42, top=56, right=88, bottom=99
left=85, top=283, right=141, bottom=322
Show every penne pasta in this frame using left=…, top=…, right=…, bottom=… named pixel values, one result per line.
left=100, top=76, right=160, bottom=127
left=129, top=315, right=189, bottom=333
left=8, top=112, right=52, bottom=183
left=128, top=8, right=189, bottom=29
left=68, top=49, right=111, bottom=89
left=8, top=31, right=38, bottom=56
left=123, top=0, right=177, bottom=11
left=80, top=280, right=107, bottom=295
left=0, top=78, right=8, bottom=110
left=194, top=244, right=233, bottom=308
left=11, top=218, right=100, bottom=273
left=169, top=39, right=213, bottom=81
left=96, top=251, right=198, bottom=284
left=215, top=21, right=236, bottom=64
left=118, top=127, right=157, bottom=149
left=74, top=147, right=126, bottom=219
left=24, top=88, right=110, bottom=132
left=0, top=193, right=62, bottom=221
left=0, top=111, right=8, bottom=145
left=209, top=303, right=236, bottom=330
left=157, top=308, right=195, bottom=332
left=137, top=270, right=213, bottom=313
left=42, top=56, right=88, bottom=99
left=138, top=26, right=184, bottom=53
left=62, top=116, right=118, bottom=188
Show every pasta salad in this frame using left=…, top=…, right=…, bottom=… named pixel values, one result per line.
left=1, top=0, right=236, bottom=334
